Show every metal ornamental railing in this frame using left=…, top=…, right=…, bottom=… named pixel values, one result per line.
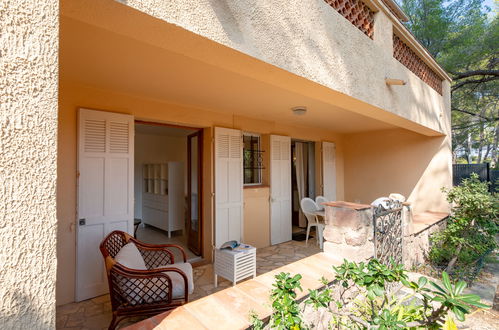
left=373, top=200, right=403, bottom=265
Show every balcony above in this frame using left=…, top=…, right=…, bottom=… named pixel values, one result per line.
left=62, top=0, right=451, bottom=136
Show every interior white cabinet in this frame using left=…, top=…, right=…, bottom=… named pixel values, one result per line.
left=142, top=162, right=184, bottom=237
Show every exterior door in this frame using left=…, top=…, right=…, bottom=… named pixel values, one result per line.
left=322, top=141, right=337, bottom=201
left=214, top=127, right=243, bottom=247
left=187, top=130, right=203, bottom=255
left=270, top=135, right=292, bottom=245
left=76, top=108, right=134, bottom=301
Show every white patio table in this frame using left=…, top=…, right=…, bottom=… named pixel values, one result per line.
left=214, top=244, right=256, bottom=287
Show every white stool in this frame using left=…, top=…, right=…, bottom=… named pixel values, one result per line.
left=214, top=244, right=256, bottom=287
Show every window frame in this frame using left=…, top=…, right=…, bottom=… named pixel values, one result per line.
left=243, top=132, right=263, bottom=186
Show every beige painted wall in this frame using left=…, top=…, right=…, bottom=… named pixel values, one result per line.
left=0, top=1, right=58, bottom=328
left=344, top=128, right=452, bottom=213
left=119, top=0, right=450, bottom=134
left=57, top=81, right=345, bottom=305
left=243, top=187, right=271, bottom=248
left=344, top=78, right=452, bottom=214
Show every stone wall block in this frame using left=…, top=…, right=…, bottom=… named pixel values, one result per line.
left=323, top=225, right=344, bottom=244
left=323, top=204, right=374, bottom=262
left=324, top=242, right=374, bottom=262
left=344, top=228, right=368, bottom=246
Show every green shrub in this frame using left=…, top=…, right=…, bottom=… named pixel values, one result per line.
left=270, top=272, right=303, bottom=330
left=429, top=173, right=498, bottom=279
left=251, top=259, right=488, bottom=329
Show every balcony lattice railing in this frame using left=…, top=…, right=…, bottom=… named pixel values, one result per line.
left=324, top=0, right=375, bottom=39
left=393, top=35, right=443, bottom=94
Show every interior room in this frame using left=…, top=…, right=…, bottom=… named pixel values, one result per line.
left=291, top=140, right=317, bottom=236
left=134, top=123, right=202, bottom=261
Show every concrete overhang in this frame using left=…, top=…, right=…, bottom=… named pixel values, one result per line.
left=60, top=0, right=444, bottom=136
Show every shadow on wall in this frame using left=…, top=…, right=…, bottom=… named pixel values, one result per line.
left=204, top=0, right=447, bottom=131
left=207, top=0, right=247, bottom=45
left=343, top=128, right=450, bottom=212
left=0, top=291, right=52, bottom=330
left=205, top=0, right=357, bottom=96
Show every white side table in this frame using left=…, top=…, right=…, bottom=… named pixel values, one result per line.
left=214, top=244, right=256, bottom=287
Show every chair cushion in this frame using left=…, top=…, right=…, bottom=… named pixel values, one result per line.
left=114, top=242, right=147, bottom=270
left=155, top=262, right=194, bottom=299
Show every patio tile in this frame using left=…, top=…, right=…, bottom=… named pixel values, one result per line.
left=276, top=265, right=323, bottom=298
left=253, top=269, right=285, bottom=288
left=56, top=314, right=68, bottom=328
left=183, top=295, right=249, bottom=329
left=80, top=312, right=112, bottom=329
left=84, top=303, right=105, bottom=318
left=59, top=240, right=323, bottom=330
left=64, top=314, right=86, bottom=328
left=125, top=318, right=157, bottom=330
left=299, top=257, right=336, bottom=281
left=309, top=252, right=342, bottom=266
left=236, top=279, right=272, bottom=304
left=212, top=286, right=272, bottom=319
left=150, top=307, right=207, bottom=329
left=57, top=302, right=81, bottom=315
left=91, top=294, right=110, bottom=304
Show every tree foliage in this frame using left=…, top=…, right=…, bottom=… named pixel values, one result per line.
left=399, top=0, right=498, bottom=165
left=429, top=174, right=498, bottom=279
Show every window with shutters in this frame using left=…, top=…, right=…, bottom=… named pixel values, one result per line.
left=243, top=133, right=263, bottom=185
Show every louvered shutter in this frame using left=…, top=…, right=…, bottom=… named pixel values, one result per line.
left=214, top=127, right=243, bottom=247
left=77, top=108, right=134, bottom=301
left=270, top=135, right=292, bottom=245
left=322, top=141, right=337, bottom=202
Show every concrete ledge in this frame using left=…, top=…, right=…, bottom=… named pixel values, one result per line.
left=403, top=211, right=448, bottom=268
left=125, top=253, right=343, bottom=330
left=412, top=211, right=448, bottom=235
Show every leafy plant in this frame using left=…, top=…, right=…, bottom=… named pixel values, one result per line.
left=428, top=272, right=489, bottom=322
left=429, top=173, right=498, bottom=278
left=269, top=272, right=303, bottom=329
left=249, top=310, right=264, bottom=330
left=252, top=259, right=489, bottom=329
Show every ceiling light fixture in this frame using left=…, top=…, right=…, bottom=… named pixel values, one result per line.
left=292, top=106, right=307, bottom=116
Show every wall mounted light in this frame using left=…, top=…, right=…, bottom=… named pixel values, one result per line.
left=385, top=78, right=407, bottom=86
left=292, top=106, right=307, bottom=116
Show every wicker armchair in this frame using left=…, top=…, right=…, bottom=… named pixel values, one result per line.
left=100, top=230, right=191, bottom=330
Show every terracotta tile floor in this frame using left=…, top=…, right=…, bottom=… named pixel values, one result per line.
left=56, top=237, right=322, bottom=330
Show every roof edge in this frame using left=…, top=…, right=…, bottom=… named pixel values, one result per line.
left=369, top=0, right=452, bottom=82
left=379, top=0, right=409, bottom=22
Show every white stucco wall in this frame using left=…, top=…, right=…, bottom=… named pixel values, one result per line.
left=0, top=1, right=58, bottom=328
left=121, top=0, right=450, bottom=134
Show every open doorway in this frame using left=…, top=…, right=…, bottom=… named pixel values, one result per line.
left=134, top=122, right=203, bottom=261
left=291, top=140, right=316, bottom=231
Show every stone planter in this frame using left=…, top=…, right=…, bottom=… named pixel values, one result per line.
left=322, top=201, right=374, bottom=262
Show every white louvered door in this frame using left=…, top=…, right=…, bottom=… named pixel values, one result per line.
left=76, top=108, right=134, bottom=301
left=270, top=135, right=292, bottom=245
left=214, top=127, right=243, bottom=247
left=322, top=141, right=337, bottom=202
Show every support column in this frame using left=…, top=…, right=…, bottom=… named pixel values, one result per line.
left=0, top=1, right=59, bottom=328
left=322, top=202, right=374, bottom=262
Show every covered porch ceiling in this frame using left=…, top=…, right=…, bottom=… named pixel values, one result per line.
left=60, top=18, right=391, bottom=134
left=60, top=0, right=437, bottom=135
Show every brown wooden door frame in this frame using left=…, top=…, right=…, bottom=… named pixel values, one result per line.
left=187, top=130, right=203, bottom=256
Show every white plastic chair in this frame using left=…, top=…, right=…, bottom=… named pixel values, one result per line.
left=300, top=198, right=324, bottom=249
left=315, top=196, right=328, bottom=211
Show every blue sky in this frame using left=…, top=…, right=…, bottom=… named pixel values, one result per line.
left=483, top=0, right=497, bottom=18
left=395, top=0, right=497, bottom=19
